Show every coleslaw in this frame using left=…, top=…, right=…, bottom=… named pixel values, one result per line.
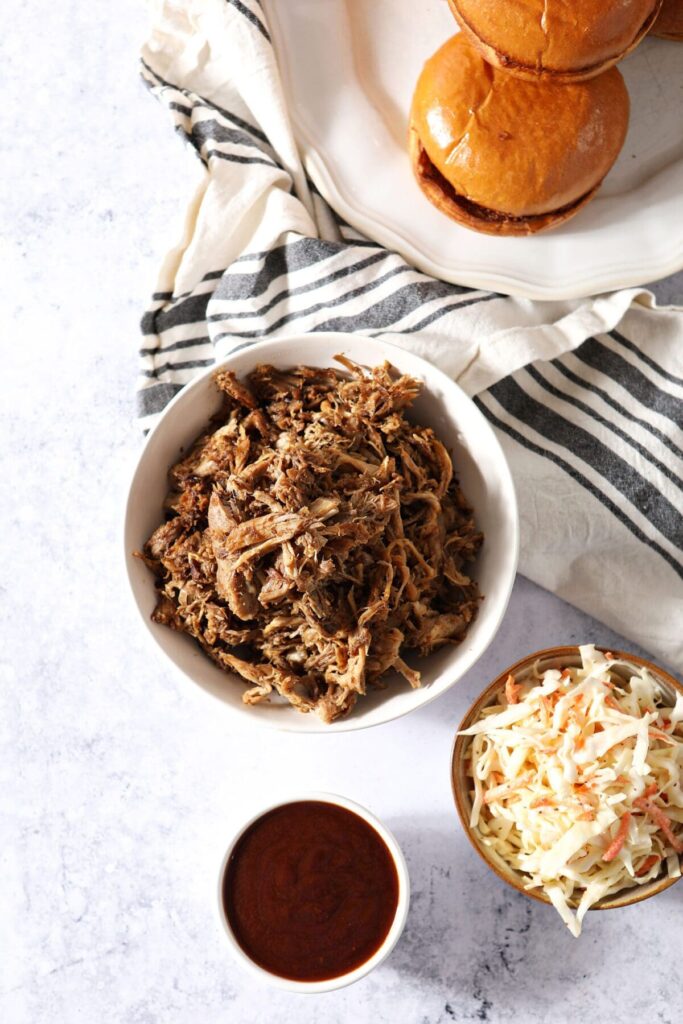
left=459, top=645, right=683, bottom=936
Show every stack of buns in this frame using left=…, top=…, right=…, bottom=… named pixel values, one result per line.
left=409, top=1, right=678, bottom=235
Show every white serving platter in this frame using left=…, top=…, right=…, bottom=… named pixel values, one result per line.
left=263, top=0, right=683, bottom=300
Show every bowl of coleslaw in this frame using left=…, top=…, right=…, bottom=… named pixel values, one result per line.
left=451, top=645, right=683, bottom=936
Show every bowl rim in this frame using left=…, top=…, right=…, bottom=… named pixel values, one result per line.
left=215, top=791, right=411, bottom=992
left=450, top=644, right=683, bottom=912
left=124, top=332, right=520, bottom=733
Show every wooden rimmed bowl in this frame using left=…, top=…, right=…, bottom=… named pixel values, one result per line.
left=451, top=645, right=683, bottom=912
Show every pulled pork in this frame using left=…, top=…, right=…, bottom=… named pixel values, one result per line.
left=138, top=359, right=482, bottom=722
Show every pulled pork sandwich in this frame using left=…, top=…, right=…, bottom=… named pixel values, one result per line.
left=138, top=360, right=482, bottom=723
left=447, top=0, right=662, bottom=83
left=651, top=0, right=683, bottom=38
left=409, top=34, right=629, bottom=236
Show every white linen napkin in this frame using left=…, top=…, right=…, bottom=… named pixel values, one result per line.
left=138, top=0, right=683, bottom=671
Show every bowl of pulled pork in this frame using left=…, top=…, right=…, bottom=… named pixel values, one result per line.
left=125, top=334, right=518, bottom=731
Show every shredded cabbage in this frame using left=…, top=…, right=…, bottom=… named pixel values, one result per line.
left=459, top=645, right=683, bottom=936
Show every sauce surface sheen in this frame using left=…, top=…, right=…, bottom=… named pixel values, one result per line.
left=223, top=800, right=400, bottom=982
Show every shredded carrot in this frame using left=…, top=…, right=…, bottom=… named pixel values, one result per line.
left=577, top=811, right=596, bottom=821
left=634, top=797, right=683, bottom=854
left=602, top=812, right=631, bottom=862
left=642, top=782, right=658, bottom=798
left=649, top=729, right=676, bottom=745
left=542, top=693, right=561, bottom=715
left=504, top=674, right=521, bottom=705
left=605, top=695, right=624, bottom=712
left=604, top=651, right=615, bottom=661
left=635, top=854, right=660, bottom=877
left=530, top=797, right=555, bottom=810
left=560, top=668, right=572, bottom=680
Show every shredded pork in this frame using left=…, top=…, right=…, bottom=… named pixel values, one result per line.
left=138, top=359, right=482, bottom=722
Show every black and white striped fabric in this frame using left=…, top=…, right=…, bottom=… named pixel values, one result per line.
left=138, top=0, right=683, bottom=671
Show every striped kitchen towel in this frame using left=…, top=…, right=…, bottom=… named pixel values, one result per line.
left=138, top=0, right=683, bottom=671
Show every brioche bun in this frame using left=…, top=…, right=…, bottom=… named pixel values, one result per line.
left=447, top=0, right=662, bottom=82
left=651, top=0, right=683, bottom=38
left=409, top=35, right=630, bottom=236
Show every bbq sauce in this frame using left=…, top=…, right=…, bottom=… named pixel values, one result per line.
left=222, top=800, right=400, bottom=982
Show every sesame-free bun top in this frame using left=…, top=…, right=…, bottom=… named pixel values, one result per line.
left=652, top=0, right=683, bottom=38
left=410, top=34, right=630, bottom=220
left=448, top=0, right=662, bottom=81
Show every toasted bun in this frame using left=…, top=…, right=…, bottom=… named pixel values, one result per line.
left=408, top=126, right=600, bottom=236
left=409, top=35, right=629, bottom=235
left=652, top=0, right=683, bottom=38
left=448, top=0, right=662, bottom=82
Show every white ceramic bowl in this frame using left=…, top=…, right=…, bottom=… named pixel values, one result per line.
left=124, top=333, right=519, bottom=732
left=215, top=792, right=410, bottom=992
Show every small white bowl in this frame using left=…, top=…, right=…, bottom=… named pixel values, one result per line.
left=124, top=332, right=519, bottom=732
left=216, top=793, right=410, bottom=993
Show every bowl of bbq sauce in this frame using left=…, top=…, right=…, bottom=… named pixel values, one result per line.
left=217, top=793, right=410, bottom=992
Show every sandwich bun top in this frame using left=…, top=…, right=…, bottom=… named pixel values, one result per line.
left=652, top=0, right=683, bottom=38
left=410, top=34, right=630, bottom=219
left=448, top=0, right=661, bottom=80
